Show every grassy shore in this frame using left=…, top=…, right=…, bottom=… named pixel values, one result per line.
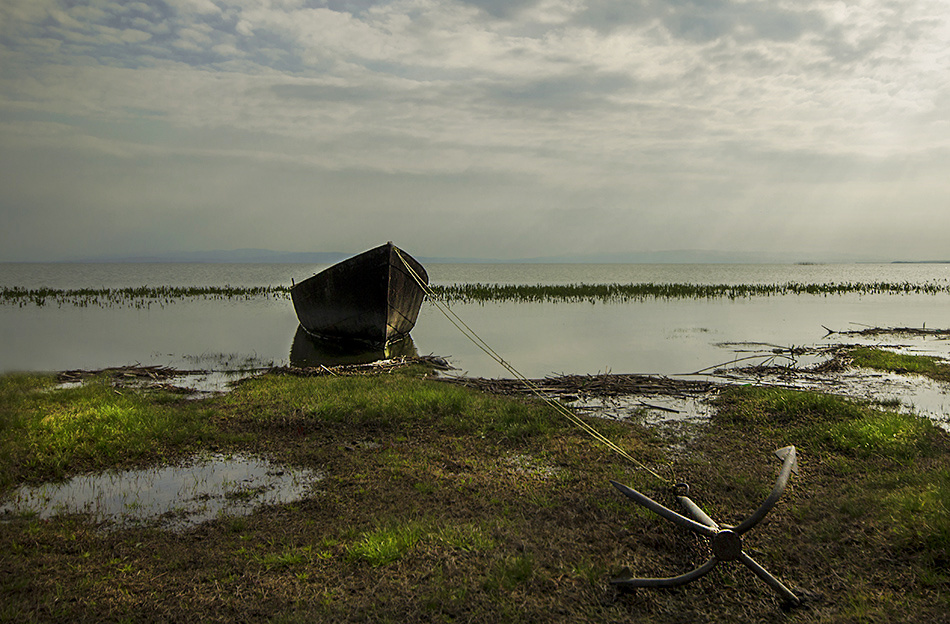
left=1, top=365, right=949, bottom=623
left=846, top=347, right=950, bottom=383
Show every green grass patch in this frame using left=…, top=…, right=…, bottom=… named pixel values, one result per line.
left=712, top=385, right=950, bottom=591
left=346, top=522, right=425, bottom=566
left=714, top=384, right=869, bottom=427
left=820, top=410, right=935, bottom=459
left=222, top=372, right=564, bottom=441
left=0, top=373, right=214, bottom=489
left=715, top=385, right=941, bottom=460
left=846, top=346, right=950, bottom=382
left=484, top=553, right=535, bottom=592
left=882, top=468, right=950, bottom=556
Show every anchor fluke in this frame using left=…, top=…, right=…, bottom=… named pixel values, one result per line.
left=611, top=445, right=802, bottom=606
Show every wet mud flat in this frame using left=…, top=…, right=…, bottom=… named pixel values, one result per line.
left=439, top=327, right=950, bottom=431
left=2, top=335, right=949, bottom=623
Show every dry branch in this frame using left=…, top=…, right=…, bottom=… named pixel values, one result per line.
left=437, top=372, right=720, bottom=400
left=822, top=325, right=950, bottom=338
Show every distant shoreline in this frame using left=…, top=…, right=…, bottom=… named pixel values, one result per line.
left=1, top=246, right=925, bottom=264
left=4, top=246, right=948, bottom=265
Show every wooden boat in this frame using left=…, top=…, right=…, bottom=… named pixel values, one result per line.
left=290, top=242, right=428, bottom=346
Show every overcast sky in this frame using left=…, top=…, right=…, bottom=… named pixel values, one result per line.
left=1, top=0, right=948, bottom=262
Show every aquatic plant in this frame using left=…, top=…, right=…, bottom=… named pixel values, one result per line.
left=0, top=285, right=292, bottom=308
left=4, top=280, right=950, bottom=308
left=427, top=280, right=950, bottom=303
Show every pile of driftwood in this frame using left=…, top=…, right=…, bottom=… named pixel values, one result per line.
left=438, top=372, right=720, bottom=400
left=56, top=364, right=210, bottom=394
left=823, top=325, right=950, bottom=338
left=269, top=355, right=454, bottom=378
left=57, top=364, right=195, bottom=384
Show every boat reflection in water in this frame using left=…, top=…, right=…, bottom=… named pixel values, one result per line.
left=290, top=325, right=418, bottom=368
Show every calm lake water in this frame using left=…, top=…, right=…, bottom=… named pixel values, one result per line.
left=3, top=262, right=950, bottom=379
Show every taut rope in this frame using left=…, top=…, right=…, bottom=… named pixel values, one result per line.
left=394, top=248, right=672, bottom=486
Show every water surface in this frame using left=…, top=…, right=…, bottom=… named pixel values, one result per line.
left=0, top=453, right=324, bottom=531
left=2, top=263, right=949, bottom=378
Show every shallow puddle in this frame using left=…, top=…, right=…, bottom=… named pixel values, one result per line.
left=573, top=393, right=715, bottom=425
left=0, top=453, right=324, bottom=531
left=805, top=370, right=950, bottom=431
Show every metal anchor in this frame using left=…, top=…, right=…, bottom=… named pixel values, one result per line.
left=611, top=445, right=801, bottom=605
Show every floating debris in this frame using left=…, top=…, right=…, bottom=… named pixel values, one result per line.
left=438, top=372, right=719, bottom=400
left=823, top=325, right=950, bottom=338
left=56, top=364, right=262, bottom=396
left=273, top=354, right=455, bottom=378
left=58, top=364, right=196, bottom=384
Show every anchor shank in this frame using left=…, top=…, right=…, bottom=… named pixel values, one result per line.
left=611, top=481, right=718, bottom=538
left=676, top=495, right=720, bottom=529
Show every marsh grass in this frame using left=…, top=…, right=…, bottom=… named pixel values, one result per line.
left=3, top=370, right=950, bottom=623
left=428, top=281, right=950, bottom=303
left=0, top=285, right=288, bottom=308
left=5, top=280, right=950, bottom=308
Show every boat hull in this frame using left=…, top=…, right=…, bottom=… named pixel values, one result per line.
left=290, top=243, right=428, bottom=346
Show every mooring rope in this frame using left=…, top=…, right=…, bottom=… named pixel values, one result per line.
left=394, top=248, right=673, bottom=486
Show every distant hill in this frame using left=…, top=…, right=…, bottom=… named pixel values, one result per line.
left=72, top=249, right=351, bottom=264
left=517, top=249, right=886, bottom=264
left=69, top=248, right=894, bottom=264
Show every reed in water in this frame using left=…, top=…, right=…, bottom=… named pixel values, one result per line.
left=3, top=280, right=950, bottom=307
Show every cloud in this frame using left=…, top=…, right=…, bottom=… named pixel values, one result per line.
left=1, top=0, right=949, bottom=261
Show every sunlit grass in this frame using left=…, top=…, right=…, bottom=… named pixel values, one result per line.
left=343, top=519, right=501, bottom=567
left=713, top=385, right=869, bottom=426
left=820, top=411, right=935, bottom=460
left=713, top=385, right=950, bottom=577
left=717, top=385, right=940, bottom=459
left=346, top=522, right=424, bottom=566
left=0, top=374, right=214, bottom=489
left=847, top=347, right=950, bottom=382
